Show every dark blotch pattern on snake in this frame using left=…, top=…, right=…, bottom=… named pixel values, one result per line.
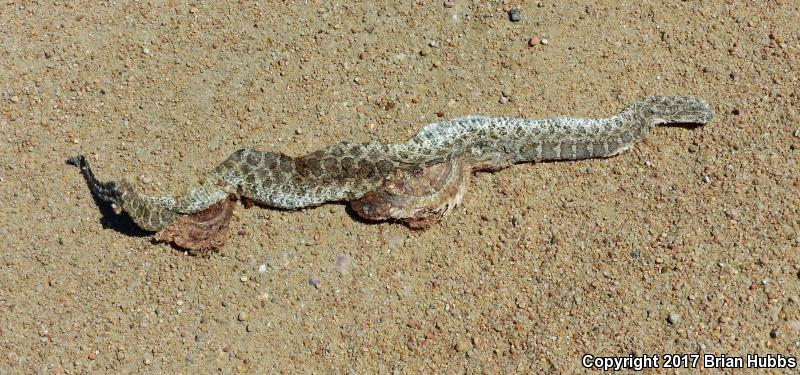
left=67, top=96, right=714, bottom=249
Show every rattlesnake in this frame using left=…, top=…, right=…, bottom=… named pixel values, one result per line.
left=67, top=96, right=713, bottom=252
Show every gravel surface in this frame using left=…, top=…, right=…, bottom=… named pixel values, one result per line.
left=1, top=1, right=798, bottom=373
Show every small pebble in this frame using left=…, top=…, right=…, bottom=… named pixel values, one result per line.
left=295, top=128, right=303, bottom=135
left=770, top=328, right=780, bottom=338
left=240, top=275, right=249, bottom=282
left=508, top=9, right=522, bottom=22
left=436, top=110, right=445, bottom=117
left=309, top=275, right=322, bottom=289
left=443, top=0, right=454, bottom=8
left=455, top=340, right=469, bottom=352
left=499, top=96, right=508, bottom=104
left=667, top=313, right=681, bottom=325
left=388, top=235, right=404, bottom=248
left=257, top=264, right=267, bottom=273
left=528, top=37, right=540, bottom=47
left=334, top=254, right=352, bottom=275
left=540, top=38, right=549, bottom=45
left=10, top=95, right=20, bottom=103
left=238, top=312, right=248, bottom=321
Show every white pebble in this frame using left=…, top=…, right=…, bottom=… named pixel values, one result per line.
left=257, top=264, right=267, bottom=273
left=540, top=38, right=549, bottom=45
left=335, top=254, right=352, bottom=275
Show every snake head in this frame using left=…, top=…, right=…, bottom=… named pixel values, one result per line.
left=638, top=96, right=715, bottom=127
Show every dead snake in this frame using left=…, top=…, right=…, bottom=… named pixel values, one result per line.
left=67, top=96, right=713, bottom=246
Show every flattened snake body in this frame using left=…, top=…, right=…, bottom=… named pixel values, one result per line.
left=67, top=96, right=713, bottom=251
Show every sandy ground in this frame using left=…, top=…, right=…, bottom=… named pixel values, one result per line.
left=1, top=1, right=798, bottom=373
